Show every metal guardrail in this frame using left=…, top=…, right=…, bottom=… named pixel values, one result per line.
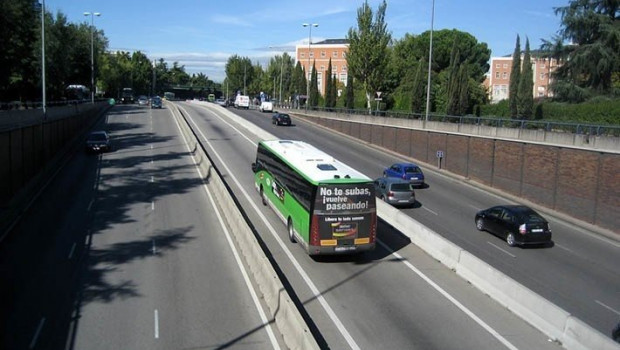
left=297, top=106, right=620, bottom=137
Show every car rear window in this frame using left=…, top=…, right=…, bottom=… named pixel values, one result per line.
left=404, top=166, right=421, bottom=174
left=391, top=183, right=413, bottom=191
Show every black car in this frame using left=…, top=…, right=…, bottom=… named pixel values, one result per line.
left=475, top=205, right=552, bottom=247
left=151, top=96, right=162, bottom=108
left=85, top=131, right=111, bottom=153
left=272, top=112, right=291, bottom=126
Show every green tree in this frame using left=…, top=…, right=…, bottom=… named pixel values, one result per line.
left=325, top=58, right=333, bottom=108
left=225, top=55, right=253, bottom=95
left=309, top=61, right=319, bottom=108
left=346, top=0, right=391, bottom=111
left=330, top=72, right=338, bottom=108
left=457, top=65, right=470, bottom=115
left=446, top=42, right=461, bottom=115
left=518, top=38, right=534, bottom=119
left=549, top=0, right=620, bottom=100
left=346, top=74, right=355, bottom=110
left=509, top=35, right=521, bottom=118
left=410, top=58, right=426, bottom=113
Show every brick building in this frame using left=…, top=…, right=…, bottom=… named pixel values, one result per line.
left=485, top=54, right=559, bottom=103
left=295, top=39, right=349, bottom=97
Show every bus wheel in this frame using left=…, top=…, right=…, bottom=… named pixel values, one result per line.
left=260, top=186, right=267, bottom=206
left=287, top=219, right=296, bottom=243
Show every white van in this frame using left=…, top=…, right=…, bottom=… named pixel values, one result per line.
left=234, top=95, right=250, bottom=109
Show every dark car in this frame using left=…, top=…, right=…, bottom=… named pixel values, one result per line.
left=272, top=112, right=291, bottom=126
left=151, top=96, right=162, bottom=108
left=85, top=131, right=111, bottom=153
left=474, top=205, right=552, bottom=247
left=383, top=162, right=425, bottom=187
left=374, top=177, right=416, bottom=206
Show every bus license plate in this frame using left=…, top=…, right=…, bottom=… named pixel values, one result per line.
left=335, top=246, right=356, bottom=252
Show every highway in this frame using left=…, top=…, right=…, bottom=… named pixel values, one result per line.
left=198, top=102, right=619, bottom=336
left=173, top=101, right=564, bottom=350
left=0, top=105, right=282, bottom=350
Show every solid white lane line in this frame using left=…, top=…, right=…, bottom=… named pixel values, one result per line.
left=68, top=243, right=76, bottom=259
left=152, top=240, right=157, bottom=255
left=554, top=243, right=574, bottom=253
left=151, top=201, right=155, bottom=211
left=150, top=175, right=154, bottom=183
left=87, top=199, right=94, bottom=212
left=154, top=309, right=159, bottom=339
left=422, top=206, right=438, bottom=215
left=177, top=105, right=359, bottom=350
left=173, top=110, right=281, bottom=350
left=378, top=240, right=519, bottom=350
left=487, top=242, right=517, bottom=258
left=29, top=318, right=45, bottom=349
left=595, top=300, right=620, bottom=316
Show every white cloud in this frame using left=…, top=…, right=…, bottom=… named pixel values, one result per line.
left=211, top=14, right=252, bottom=27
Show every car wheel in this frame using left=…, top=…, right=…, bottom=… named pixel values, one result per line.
left=506, top=233, right=516, bottom=247
left=287, top=218, right=296, bottom=243
left=380, top=195, right=387, bottom=202
left=475, top=218, right=485, bottom=231
left=260, top=186, right=267, bottom=206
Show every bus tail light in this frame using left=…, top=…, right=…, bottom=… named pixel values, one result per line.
left=311, top=215, right=320, bottom=246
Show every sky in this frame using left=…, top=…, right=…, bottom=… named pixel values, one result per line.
left=47, top=0, right=569, bottom=82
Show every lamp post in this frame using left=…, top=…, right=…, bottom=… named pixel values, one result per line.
left=424, top=0, right=435, bottom=123
left=302, top=23, right=318, bottom=112
left=84, top=11, right=101, bottom=104
left=41, top=0, right=46, bottom=117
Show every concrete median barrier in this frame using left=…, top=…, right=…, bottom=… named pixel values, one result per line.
left=168, top=102, right=319, bottom=350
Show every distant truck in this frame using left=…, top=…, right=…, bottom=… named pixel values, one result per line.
left=259, top=100, right=273, bottom=113
left=121, top=88, right=134, bottom=104
left=234, top=95, right=250, bottom=109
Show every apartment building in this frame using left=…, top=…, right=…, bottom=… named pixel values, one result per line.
left=295, top=39, right=349, bottom=97
left=486, top=54, right=559, bottom=103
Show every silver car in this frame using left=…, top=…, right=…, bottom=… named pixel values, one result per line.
left=374, top=177, right=416, bottom=206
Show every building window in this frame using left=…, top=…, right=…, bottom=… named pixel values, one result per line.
left=495, top=72, right=500, bottom=78
left=342, top=52, right=346, bottom=58
left=502, top=72, right=507, bottom=79
left=321, top=51, right=326, bottom=58
left=340, top=73, right=347, bottom=84
left=503, top=63, right=508, bottom=68
left=541, top=64, right=546, bottom=69
left=320, top=65, right=325, bottom=71
left=496, top=63, right=500, bottom=68
left=309, top=52, right=314, bottom=58
left=300, top=53, right=305, bottom=59
left=333, top=66, right=337, bottom=73
left=342, top=65, right=347, bottom=71
left=332, top=51, right=338, bottom=58
left=540, top=73, right=545, bottom=80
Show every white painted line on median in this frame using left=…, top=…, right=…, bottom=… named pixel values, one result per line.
left=379, top=240, right=520, bottom=350
left=154, top=309, right=159, bottom=339
left=595, top=300, right=620, bottom=316
left=487, top=242, right=516, bottom=258
left=554, top=243, right=574, bottom=253
left=152, top=240, right=157, bottom=255
left=150, top=175, right=154, bottom=183
left=151, top=201, right=155, bottom=211
left=178, top=104, right=359, bottom=350
left=68, top=243, right=76, bottom=259
left=150, top=144, right=153, bottom=150
left=29, top=318, right=45, bottom=349
left=173, top=107, right=281, bottom=350
left=422, top=206, right=438, bottom=215
left=87, top=199, right=94, bottom=211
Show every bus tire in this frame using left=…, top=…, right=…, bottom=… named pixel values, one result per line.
left=287, top=218, right=296, bottom=243
left=260, top=186, right=267, bottom=206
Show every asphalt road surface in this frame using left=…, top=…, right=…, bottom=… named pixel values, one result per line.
left=0, top=104, right=282, bottom=350
left=172, top=101, right=566, bottom=350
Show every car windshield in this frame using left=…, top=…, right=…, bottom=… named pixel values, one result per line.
left=404, top=166, right=421, bottom=174
left=391, top=183, right=413, bottom=191
left=88, top=133, right=107, bottom=141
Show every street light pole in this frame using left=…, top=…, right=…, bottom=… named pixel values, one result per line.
left=302, top=23, right=318, bottom=112
left=84, top=11, right=101, bottom=104
left=41, top=0, right=46, bottom=117
left=424, top=0, right=435, bottom=123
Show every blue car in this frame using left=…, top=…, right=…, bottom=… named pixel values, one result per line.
left=383, top=162, right=425, bottom=187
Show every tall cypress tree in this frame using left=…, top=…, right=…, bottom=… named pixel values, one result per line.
left=410, top=58, right=426, bottom=114
left=309, top=61, right=319, bottom=108
left=330, top=74, right=338, bottom=108
left=325, top=58, right=333, bottom=108
left=446, top=41, right=460, bottom=115
left=509, top=35, right=521, bottom=118
left=518, top=37, right=534, bottom=119
left=457, top=64, right=469, bottom=115
left=345, top=74, right=354, bottom=111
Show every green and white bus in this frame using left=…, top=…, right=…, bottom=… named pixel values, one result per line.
left=252, top=140, right=377, bottom=255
